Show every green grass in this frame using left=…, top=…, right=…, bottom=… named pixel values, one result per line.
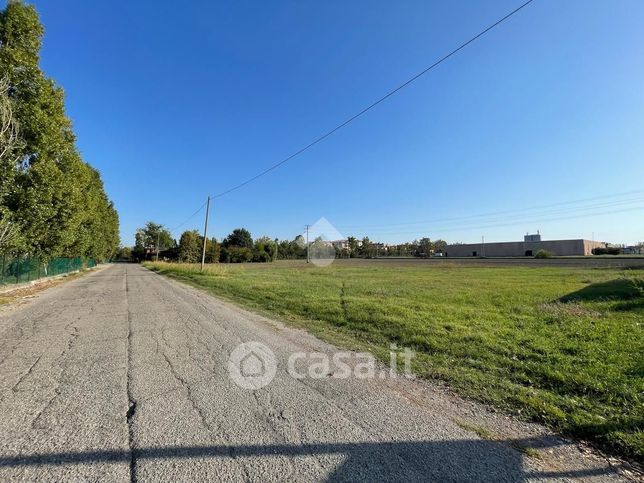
left=144, top=260, right=643, bottom=460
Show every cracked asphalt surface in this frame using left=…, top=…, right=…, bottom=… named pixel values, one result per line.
left=0, top=264, right=629, bottom=481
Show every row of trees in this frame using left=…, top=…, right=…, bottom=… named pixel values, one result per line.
left=335, top=236, right=447, bottom=259
left=0, top=1, right=119, bottom=260
left=126, top=222, right=448, bottom=264
left=129, top=223, right=278, bottom=264
left=125, top=222, right=644, bottom=263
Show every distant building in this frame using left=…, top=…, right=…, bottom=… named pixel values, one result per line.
left=330, top=240, right=349, bottom=250
left=445, top=233, right=606, bottom=257
left=523, top=233, right=541, bottom=242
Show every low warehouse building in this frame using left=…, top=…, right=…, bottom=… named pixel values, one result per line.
left=444, top=234, right=605, bottom=257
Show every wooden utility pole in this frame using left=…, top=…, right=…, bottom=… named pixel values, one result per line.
left=156, top=232, right=160, bottom=262
left=200, top=196, right=211, bottom=271
left=305, top=224, right=310, bottom=263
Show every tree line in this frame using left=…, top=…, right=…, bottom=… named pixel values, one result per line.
left=339, top=236, right=448, bottom=259
left=127, top=223, right=278, bottom=264
left=0, top=1, right=119, bottom=261
left=124, top=222, right=448, bottom=263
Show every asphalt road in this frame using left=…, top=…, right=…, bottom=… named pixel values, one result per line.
left=0, top=264, right=629, bottom=481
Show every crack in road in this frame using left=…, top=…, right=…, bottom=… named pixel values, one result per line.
left=159, top=347, right=254, bottom=481
left=28, top=321, right=84, bottom=428
left=11, top=354, right=42, bottom=392
left=125, top=267, right=138, bottom=483
left=30, top=388, right=60, bottom=430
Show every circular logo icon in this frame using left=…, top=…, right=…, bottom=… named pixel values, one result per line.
left=228, top=341, right=277, bottom=390
left=309, top=243, right=336, bottom=267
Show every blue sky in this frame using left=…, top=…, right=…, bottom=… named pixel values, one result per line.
left=19, top=0, right=644, bottom=245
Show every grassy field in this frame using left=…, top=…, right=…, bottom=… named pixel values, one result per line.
left=144, top=260, right=643, bottom=460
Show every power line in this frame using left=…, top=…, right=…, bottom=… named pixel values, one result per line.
left=210, top=0, right=535, bottom=200
left=347, top=204, right=644, bottom=236
left=334, top=190, right=644, bottom=230
left=172, top=191, right=642, bottom=238
left=344, top=205, right=644, bottom=238
left=170, top=200, right=208, bottom=231
left=437, top=205, right=644, bottom=236
left=337, top=197, right=644, bottom=234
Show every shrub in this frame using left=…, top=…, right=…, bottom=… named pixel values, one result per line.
left=221, top=246, right=253, bottom=263
left=592, top=247, right=621, bottom=256
left=535, top=249, right=553, bottom=259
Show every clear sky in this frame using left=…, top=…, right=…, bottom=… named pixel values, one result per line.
left=17, top=0, right=644, bottom=245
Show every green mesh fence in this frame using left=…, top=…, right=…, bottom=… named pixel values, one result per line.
left=0, top=256, right=96, bottom=286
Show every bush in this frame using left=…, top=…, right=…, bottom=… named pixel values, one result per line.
left=253, top=236, right=277, bottom=262
left=592, top=247, right=621, bottom=256
left=220, top=246, right=253, bottom=263
left=253, top=250, right=271, bottom=263
left=535, top=249, right=553, bottom=259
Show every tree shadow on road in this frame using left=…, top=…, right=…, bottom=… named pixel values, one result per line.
left=0, top=437, right=620, bottom=481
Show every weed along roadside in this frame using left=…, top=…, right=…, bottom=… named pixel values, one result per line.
left=0, top=263, right=106, bottom=306
left=144, top=260, right=644, bottom=461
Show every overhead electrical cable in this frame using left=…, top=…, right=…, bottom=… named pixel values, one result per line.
left=333, top=190, right=644, bottom=230
left=344, top=205, right=644, bottom=237
left=170, top=200, right=208, bottom=231
left=335, top=195, right=644, bottom=233
left=209, top=0, right=535, bottom=200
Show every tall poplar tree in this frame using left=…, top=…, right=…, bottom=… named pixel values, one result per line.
left=0, top=0, right=119, bottom=260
